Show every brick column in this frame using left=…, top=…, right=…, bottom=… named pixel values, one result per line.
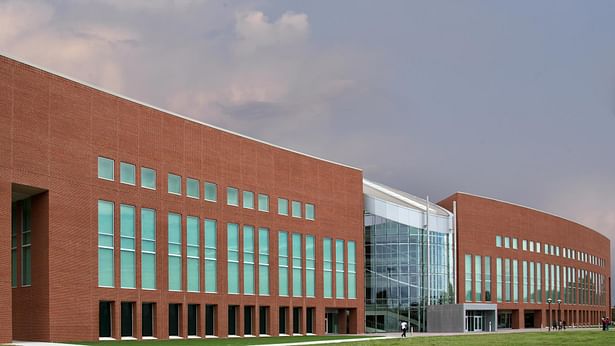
left=0, top=180, right=12, bottom=343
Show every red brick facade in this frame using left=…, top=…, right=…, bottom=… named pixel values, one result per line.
left=0, top=55, right=364, bottom=342
left=439, top=193, right=611, bottom=329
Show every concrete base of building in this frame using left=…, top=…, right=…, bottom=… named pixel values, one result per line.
left=427, top=303, right=497, bottom=332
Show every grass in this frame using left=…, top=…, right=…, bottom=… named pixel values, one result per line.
left=78, top=335, right=376, bottom=346
left=354, top=330, right=615, bottom=346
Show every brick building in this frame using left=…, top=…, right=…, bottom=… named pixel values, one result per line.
left=438, top=193, right=611, bottom=331
left=0, top=54, right=364, bottom=342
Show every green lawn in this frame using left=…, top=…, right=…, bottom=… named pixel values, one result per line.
left=78, top=335, right=376, bottom=346
left=355, top=330, right=615, bottom=346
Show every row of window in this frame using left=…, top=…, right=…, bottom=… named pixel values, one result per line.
left=97, top=201, right=355, bottom=299
left=98, top=157, right=316, bottom=221
left=495, top=235, right=605, bottom=268
left=100, top=301, right=317, bottom=339
left=464, top=254, right=608, bottom=306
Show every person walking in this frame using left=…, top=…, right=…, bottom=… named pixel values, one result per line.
left=401, top=321, right=408, bottom=337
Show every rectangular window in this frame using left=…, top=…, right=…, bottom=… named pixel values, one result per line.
left=530, top=261, right=535, bottom=303
left=99, top=302, right=112, bottom=338
left=243, top=191, right=254, bottom=209
left=259, top=306, right=269, bottom=335
left=188, top=304, right=199, bottom=336
left=278, top=198, right=288, bottom=216
left=544, top=263, right=549, bottom=301
left=522, top=240, right=527, bottom=251
left=536, top=262, right=541, bottom=303
left=98, top=200, right=114, bottom=287
left=21, top=199, right=32, bottom=286
left=168, top=213, right=182, bottom=291
left=513, top=259, right=518, bottom=303
left=142, top=303, right=154, bottom=337
left=204, top=182, right=217, bottom=202
left=205, top=305, right=216, bottom=336
left=120, top=204, right=136, bottom=289
left=141, top=208, right=156, bottom=290
left=504, top=237, right=510, bottom=249
left=187, top=216, right=200, bottom=292
left=512, top=238, right=518, bottom=250
left=305, top=203, right=315, bottom=220
left=227, top=187, right=239, bottom=206
left=121, top=302, right=134, bottom=337
left=475, top=255, right=482, bottom=301
left=292, top=233, right=302, bottom=297
left=348, top=240, right=356, bottom=299
left=168, top=304, right=180, bottom=337
left=98, top=156, right=114, bottom=180
left=485, top=256, right=491, bottom=301
left=186, top=178, right=200, bottom=199
left=335, top=239, right=344, bottom=299
left=323, top=238, right=332, bottom=298
left=496, top=257, right=502, bottom=302
left=244, top=225, right=255, bottom=294
left=504, top=258, right=511, bottom=302
left=259, top=228, right=270, bottom=295
left=465, top=254, right=472, bottom=302
left=120, top=162, right=136, bottom=185
left=536, top=242, right=541, bottom=253
left=278, top=231, right=289, bottom=296
left=556, top=246, right=560, bottom=257
left=523, top=261, right=528, bottom=303
left=529, top=241, right=534, bottom=252
left=495, top=235, right=502, bottom=247
left=168, top=173, right=181, bottom=195
left=141, top=167, right=156, bottom=189
left=11, top=207, right=17, bottom=288
left=306, top=235, right=316, bottom=297
left=258, top=194, right=269, bottom=212
left=204, top=219, right=217, bottom=293
left=291, top=201, right=302, bottom=218
left=228, top=223, right=239, bottom=294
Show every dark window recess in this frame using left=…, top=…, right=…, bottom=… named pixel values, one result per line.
left=306, top=308, right=315, bottom=334
left=188, top=304, right=198, bottom=336
left=99, top=301, right=112, bottom=338
left=121, top=302, right=133, bottom=337
left=169, top=304, right=180, bottom=336
left=228, top=306, right=238, bottom=335
left=293, top=307, right=301, bottom=334
left=279, top=307, right=287, bottom=334
left=259, top=306, right=269, bottom=335
left=205, top=305, right=216, bottom=336
left=244, top=306, right=253, bottom=335
left=142, top=303, right=154, bottom=337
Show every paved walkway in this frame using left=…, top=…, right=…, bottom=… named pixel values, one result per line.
left=249, top=336, right=395, bottom=346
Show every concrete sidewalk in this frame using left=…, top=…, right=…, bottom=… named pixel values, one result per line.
left=249, top=336, right=395, bottom=346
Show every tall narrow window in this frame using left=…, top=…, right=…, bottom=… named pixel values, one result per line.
left=523, top=261, right=528, bottom=303
left=544, top=263, right=549, bottom=302
left=186, top=178, right=200, bottom=199
left=244, top=225, right=255, bottom=294
left=512, top=238, right=518, bottom=250
left=243, top=191, right=254, bottom=209
left=258, top=194, right=269, bottom=212
left=495, top=235, right=502, bottom=247
left=278, top=198, right=288, bottom=216
left=504, top=258, right=511, bottom=302
left=204, top=182, right=217, bottom=202
left=204, top=219, right=217, bottom=293
left=335, top=239, right=344, bottom=299
left=522, top=240, right=527, bottom=251
left=120, top=204, right=136, bottom=288
left=292, top=233, right=302, bottom=297
left=120, top=162, right=136, bottom=185
left=98, top=156, right=114, bottom=180
left=512, top=259, right=518, bottom=303
left=305, top=203, right=315, bottom=221
left=306, top=235, right=315, bottom=297
left=11, top=207, right=17, bottom=288
left=168, top=173, right=181, bottom=195
left=168, top=213, right=182, bottom=291
left=227, top=187, right=239, bottom=206
left=535, top=262, right=541, bottom=303
left=475, top=255, right=482, bottom=301
left=227, top=223, right=239, bottom=294
left=258, top=228, right=270, bottom=295
left=278, top=231, right=289, bottom=296
left=465, top=254, right=472, bottom=301
left=141, top=167, right=156, bottom=189
left=485, top=256, right=491, bottom=301
left=291, top=201, right=301, bottom=218
left=323, top=238, right=332, bottom=298
left=496, top=257, right=502, bottom=302
left=21, top=199, right=32, bottom=286
left=141, top=208, right=156, bottom=290
left=98, top=200, right=114, bottom=287
left=187, top=216, right=200, bottom=292
left=347, top=240, right=356, bottom=299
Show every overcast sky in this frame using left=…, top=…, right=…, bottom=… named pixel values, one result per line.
left=2, top=0, right=615, bottom=299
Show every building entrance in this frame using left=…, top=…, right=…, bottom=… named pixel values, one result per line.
left=464, top=311, right=484, bottom=332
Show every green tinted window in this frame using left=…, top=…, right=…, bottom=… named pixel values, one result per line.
left=168, top=213, right=182, bottom=291
left=204, top=182, right=217, bottom=202
left=141, top=208, right=156, bottom=290
left=258, top=228, right=269, bottom=295
left=258, top=194, right=269, bottom=212
left=305, top=203, right=315, bottom=220
left=98, top=157, right=114, bottom=180
left=187, top=216, right=200, bottom=292
left=120, top=162, right=136, bottom=185
left=187, top=178, right=200, bottom=199
left=98, top=200, right=114, bottom=287
left=120, top=205, right=136, bottom=288
left=279, top=231, right=289, bottom=296
left=141, top=167, right=156, bottom=189
left=204, top=219, right=217, bottom=293
left=168, top=174, right=181, bottom=195
left=227, top=223, right=239, bottom=293
left=278, top=198, right=288, bottom=216
left=227, top=187, right=239, bottom=206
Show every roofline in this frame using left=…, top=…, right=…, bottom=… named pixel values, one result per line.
left=364, top=178, right=453, bottom=217
left=448, top=191, right=608, bottom=239
left=0, top=52, right=362, bottom=171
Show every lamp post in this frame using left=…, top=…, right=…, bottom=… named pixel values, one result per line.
left=557, top=299, right=562, bottom=329
left=547, top=298, right=552, bottom=331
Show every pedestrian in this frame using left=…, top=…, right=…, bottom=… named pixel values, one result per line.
left=563, top=320, right=566, bottom=330
left=607, top=317, right=611, bottom=331
left=602, top=317, right=606, bottom=331
left=401, top=321, right=408, bottom=337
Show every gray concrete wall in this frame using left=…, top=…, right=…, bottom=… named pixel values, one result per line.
left=427, top=305, right=465, bottom=332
